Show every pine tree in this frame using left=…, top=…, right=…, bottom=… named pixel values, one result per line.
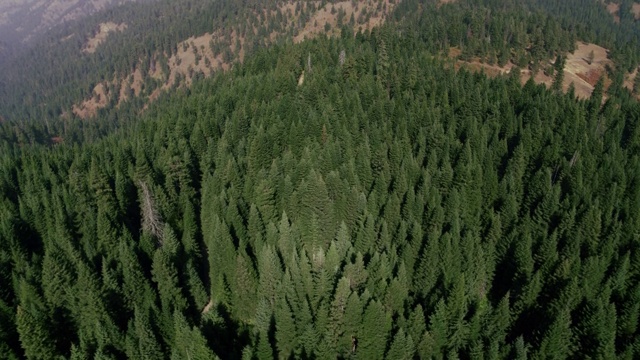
left=274, top=293, right=296, bottom=358
left=536, top=307, right=574, bottom=359
left=171, top=312, right=218, bottom=360
left=204, top=216, right=236, bottom=304
left=258, top=244, right=283, bottom=307
left=16, top=280, right=57, bottom=360
left=132, top=307, right=164, bottom=360
left=328, top=277, right=352, bottom=353
left=386, top=328, right=414, bottom=360
left=551, top=54, right=565, bottom=92
left=358, top=300, right=391, bottom=360
left=231, top=250, right=258, bottom=322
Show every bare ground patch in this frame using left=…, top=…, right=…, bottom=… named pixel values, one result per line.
left=562, top=42, right=611, bottom=98
left=633, top=3, right=640, bottom=19
left=294, top=0, right=397, bottom=43
left=82, top=22, right=127, bottom=54
left=606, top=2, right=621, bottom=23
left=72, top=82, right=109, bottom=118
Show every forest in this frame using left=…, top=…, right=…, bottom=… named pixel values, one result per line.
left=0, top=0, right=640, bottom=359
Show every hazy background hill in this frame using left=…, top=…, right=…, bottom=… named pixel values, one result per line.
left=0, top=0, right=139, bottom=60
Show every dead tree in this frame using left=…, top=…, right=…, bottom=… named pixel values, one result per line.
left=139, top=181, right=164, bottom=244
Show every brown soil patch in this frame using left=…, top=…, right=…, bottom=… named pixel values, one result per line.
left=51, top=136, right=63, bottom=144
left=577, top=69, right=602, bottom=86
left=118, top=76, right=131, bottom=104
left=633, top=3, right=640, bottom=19
left=606, top=2, right=621, bottom=23
left=82, top=22, right=127, bottom=54
left=73, top=29, right=243, bottom=118
left=520, top=42, right=612, bottom=99
left=149, top=59, right=164, bottom=81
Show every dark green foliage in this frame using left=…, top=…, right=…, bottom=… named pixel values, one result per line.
left=0, top=2, right=639, bottom=359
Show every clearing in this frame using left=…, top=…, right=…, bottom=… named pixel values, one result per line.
left=556, top=42, right=611, bottom=98
left=453, top=42, right=612, bottom=99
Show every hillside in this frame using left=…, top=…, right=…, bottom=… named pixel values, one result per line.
left=1, top=17, right=640, bottom=359
left=0, top=0, right=399, bottom=123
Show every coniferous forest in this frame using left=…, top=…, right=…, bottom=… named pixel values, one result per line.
left=1, top=0, right=640, bottom=359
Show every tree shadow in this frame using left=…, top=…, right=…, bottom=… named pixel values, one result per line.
left=201, top=303, right=250, bottom=359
